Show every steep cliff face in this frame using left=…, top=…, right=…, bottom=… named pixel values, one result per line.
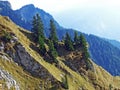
left=0, top=15, right=120, bottom=90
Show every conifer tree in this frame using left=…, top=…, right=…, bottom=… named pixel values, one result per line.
left=32, top=14, right=45, bottom=42
left=49, top=20, right=58, bottom=44
left=32, top=14, right=46, bottom=54
left=32, top=16, right=37, bottom=40
left=64, top=32, right=74, bottom=51
left=79, top=34, right=90, bottom=59
left=79, top=34, right=90, bottom=69
left=48, top=40, right=58, bottom=63
left=74, top=31, right=79, bottom=45
left=79, top=34, right=87, bottom=48
left=38, top=35, right=46, bottom=55
left=36, top=14, right=45, bottom=40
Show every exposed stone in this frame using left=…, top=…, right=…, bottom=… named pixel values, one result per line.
left=10, top=35, right=18, bottom=44
left=0, top=42, right=4, bottom=51
left=4, top=43, right=62, bottom=89
left=0, top=68, right=20, bottom=90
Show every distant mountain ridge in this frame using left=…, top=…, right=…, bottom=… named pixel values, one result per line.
left=1, top=1, right=120, bottom=76
left=86, top=34, right=120, bottom=75
left=0, top=1, right=61, bottom=34
left=106, top=39, right=120, bottom=50
left=15, top=4, right=61, bottom=30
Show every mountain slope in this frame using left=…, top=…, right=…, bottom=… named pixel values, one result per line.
left=1, top=1, right=120, bottom=76
left=0, top=57, right=40, bottom=90
left=15, top=4, right=61, bottom=31
left=0, top=16, right=63, bottom=90
left=0, top=15, right=120, bottom=90
left=0, top=15, right=93, bottom=90
left=106, top=39, right=120, bottom=49
left=86, top=34, right=120, bottom=76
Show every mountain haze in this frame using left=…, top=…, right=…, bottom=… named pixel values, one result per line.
left=107, top=39, right=120, bottom=50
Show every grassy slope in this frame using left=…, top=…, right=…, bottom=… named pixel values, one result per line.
left=93, top=62, right=120, bottom=89
left=0, top=57, right=40, bottom=90
left=0, top=16, right=94, bottom=90
left=0, top=16, right=120, bottom=89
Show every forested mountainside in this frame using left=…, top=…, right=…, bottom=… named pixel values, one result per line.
left=105, top=39, right=120, bottom=49
left=0, top=1, right=120, bottom=76
left=0, top=13, right=120, bottom=90
left=86, top=35, right=120, bottom=75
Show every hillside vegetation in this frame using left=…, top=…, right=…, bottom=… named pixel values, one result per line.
left=86, top=35, right=120, bottom=75
left=1, top=1, right=120, bottom=76
left=0, top=15, right=120, bottom=90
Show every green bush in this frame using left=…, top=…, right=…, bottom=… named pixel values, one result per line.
left=3, top=30, right=12, bottom=42
left=61, top=75, right=69, bottom=89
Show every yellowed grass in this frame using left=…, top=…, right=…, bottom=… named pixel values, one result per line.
left=92, top=61, right=120, bottom=89
left=58, top=57, right=95, bottom=90
left=0, top=57, right=40, bottom=90
left=1, top=16, right=120, bottom=90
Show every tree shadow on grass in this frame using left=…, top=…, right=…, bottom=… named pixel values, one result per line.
left=18, top=28, right=34, bottom=42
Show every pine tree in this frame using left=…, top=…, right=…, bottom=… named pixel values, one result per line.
left=49, top=20, right=58, bottom=44
left=79, top=34, right=87, bottom=47
left=32, top=16, right=37, bottom=40
left=32, top=14, right=45, bottom=42
left=48, top=40, right=58, bottom=63
left=64, top=32, right=74, bottom=51
left=79, top=34, right=90, bottom=59
left=74, top=31, right=79, bottom=46
left=36, top=14, right=45, bottom=40
left=79, top=34, right=91, bottom=69
left=38, top=35, right=46, bottom=55
left=32, top=14, right=46, bottom=55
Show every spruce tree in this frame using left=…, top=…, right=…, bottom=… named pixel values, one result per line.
left=32, top=14, right=45, bottom=42
left=79, top=34, right=90, bottom=58
left=79, top=34, right=87, bottom=47
left=79, top=34, right=91, bottom=69
left=36, top=14, right=45, bottom=40
left=74, top=31, right=79, bottom=45
left=32, top=16, right=37, bottom=40
left=64, top=32, right=74, bottom=51
left=38, top=35, right=46, bottom=55
left=48, top=40, right=58, bottom=63
left=32, top=14, right=46, bottom=54
left=49, top=20, right=58, bottom=44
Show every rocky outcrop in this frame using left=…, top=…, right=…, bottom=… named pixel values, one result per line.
left=0, top=42, right=4, bottom=51
left=0, top=68, right=20, bottom=90
left=12, top=44, right=52, bottom=78
left=62, top=51, right=94, bottom=75
left=0, top=28, right=61, bottom=89
left=5, top=43, right=62, bottom=89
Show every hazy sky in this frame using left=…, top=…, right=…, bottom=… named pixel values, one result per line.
left=6, top=0, right=120, bottom=41
left=7, top=0, right=120, bottom=13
